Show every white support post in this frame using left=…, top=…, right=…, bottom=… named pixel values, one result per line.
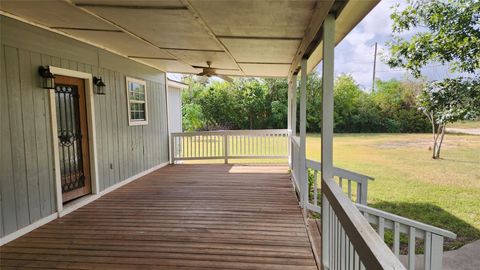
left=321, top=13, right=335, bottom=268
left=299, top=59, right=308, bottom=209
left=224, top=134, right=229, bottom=164
left=291, top=75, right=298, bottom=137
left=170, top=134, right=175, bottom=164
left=287, top=77, right=293, bottom=168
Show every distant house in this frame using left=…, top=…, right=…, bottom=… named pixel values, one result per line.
left=167, top=79, right=187, bottom=134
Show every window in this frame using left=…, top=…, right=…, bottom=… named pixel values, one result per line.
left=126, top=77, right=148, bottom=126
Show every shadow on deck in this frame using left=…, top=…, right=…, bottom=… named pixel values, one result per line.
left=0, top=164, right=318, bottom=270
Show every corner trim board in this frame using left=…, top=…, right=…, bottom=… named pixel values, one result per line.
left=0, top=162, right=169, bottom=246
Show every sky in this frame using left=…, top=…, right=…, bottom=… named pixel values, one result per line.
left=331, top=0, right=451, bottom=90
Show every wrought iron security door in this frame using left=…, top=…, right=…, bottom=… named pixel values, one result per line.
left=55, top=76, right=91, bottom=202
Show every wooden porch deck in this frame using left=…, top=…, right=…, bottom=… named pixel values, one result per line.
left=0, top=164, right=317, bottom=270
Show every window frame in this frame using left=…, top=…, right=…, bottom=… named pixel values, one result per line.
left=126, top=77, right=148, bottom=126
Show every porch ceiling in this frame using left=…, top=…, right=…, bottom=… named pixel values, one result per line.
left=0, top=0, right=379, bottom=77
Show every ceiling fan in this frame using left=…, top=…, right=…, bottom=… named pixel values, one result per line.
left=193, top=61, right=233, bottom=82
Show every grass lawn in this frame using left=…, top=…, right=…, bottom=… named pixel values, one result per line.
left=306, top=133, right=480, bottom=250
left=449, top=120, right=480, bottom=129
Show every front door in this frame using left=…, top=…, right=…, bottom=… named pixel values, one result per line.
left=54, top=76, right=92, bottom=203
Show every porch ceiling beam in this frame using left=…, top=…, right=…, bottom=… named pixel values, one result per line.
left=179, top=0, right=244, bottom=75
left=237, top=62, right=291, bottom=65
left=50, top=27, right=122, bottom=32
left=75, top=4, right=189, bottom=10
left=128, top=56, right=177, bottom=60
left=288, top=0, right=335, bottom=77
left=64, top=0, right=192, bottom=71
left=217, top=36, right=303, bottom=41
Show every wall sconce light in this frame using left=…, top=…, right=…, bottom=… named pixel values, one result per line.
left=93, top=76, right=106, bottom=95
left=38, top=66, right=55, bottom=89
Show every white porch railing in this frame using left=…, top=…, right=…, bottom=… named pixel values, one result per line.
left=294, top=140, right=456, bottom=270
left=306, top=159, right=373, bottom=208
left=357, top=204, right=456, bottom=270
left=170, top=129, right=289, bottom=163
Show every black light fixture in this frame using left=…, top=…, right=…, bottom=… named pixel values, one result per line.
left=38, top=66, right=55, bottom=89
left=93, top=76, right=106, bottom=95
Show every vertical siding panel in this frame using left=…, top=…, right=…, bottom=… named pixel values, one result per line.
left=154, top=83, right=165, bottom=164
left=19, top=49, right=41, bottom=223
left=115, top=72, right=125, bottom=181
left=77, top=62, right=86, bottom=73
left=5, top=46, right=30, bottom=228
left=1, top=45, right=17, bottom=236
left=92, top=65, right=105, bottom=191
left=30, top=51, right=53, bottom=217
left=100, top=67, right=109, bottom=190
left=52, top=56, right=61, bottom=68
left=143, top=82, right=151, bottom=169
left=41, top=54, right=56, bottom=213
left=109, top=69, right=120, bottom=184
left=118, top=72, right=128, bottom=179
left=161, top=82, right=168, bottom=162
left=60, top=58, right=69, bottom=69
left=68, top=60, right=77, bottom=71
left=152, top=83, right=159, bottom=165
left=126, top=78, right=134, bottom=178
left=153, top=83, right=162, bottom=165
left=105, top=69, right=114, bottom=187
left=157, top=83, right=164, bottom=163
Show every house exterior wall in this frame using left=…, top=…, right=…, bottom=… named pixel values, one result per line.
left=168, top=86, right=183, bottom=133
left=0, top=16, right=169, bottom=238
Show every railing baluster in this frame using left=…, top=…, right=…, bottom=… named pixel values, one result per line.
left=424, top=232, right=432, bottom=270
left=408, top=227, right=416, bottom=270
left=348, top=180, right=352, bottom=200
left=356, top=183, right=361, bottom=204
left=313, top=170, right=318, bottom=205
left=393, top=221, right=400, bottom=257
left=378, top=217, right=385, bottom=241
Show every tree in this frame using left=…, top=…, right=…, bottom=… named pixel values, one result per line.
left=385, top=0, right=480, bottom=158
left=417, top=78, right=480, bottom=158
left=386, top=0, right=480, bottom=76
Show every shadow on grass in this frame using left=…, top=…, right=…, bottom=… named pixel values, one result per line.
left=370, top=201, right=480, bottom=252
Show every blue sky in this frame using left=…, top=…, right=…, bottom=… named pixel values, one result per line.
left=332, top=0, right=451, bottom=89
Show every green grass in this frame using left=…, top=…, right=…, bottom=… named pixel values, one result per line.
left=449, top=120, right=480, bottom=129
left=306, top=133, right=480, bottom=250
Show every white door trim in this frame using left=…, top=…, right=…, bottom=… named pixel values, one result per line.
left=48, top=66, right=99, bottom=214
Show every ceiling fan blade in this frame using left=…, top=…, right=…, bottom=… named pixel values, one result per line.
left=216, top=74, right=233, bottom=83
left=192, top=65, right=207, bottom=69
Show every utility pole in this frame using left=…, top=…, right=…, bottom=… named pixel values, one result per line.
left=372, top=42, right=378, bottom=92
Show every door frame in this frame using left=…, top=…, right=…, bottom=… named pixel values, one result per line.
left=48, top=66, right=99, bottom=215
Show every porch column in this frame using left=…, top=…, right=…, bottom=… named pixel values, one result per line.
left=299, top=59, right=308, bottom=208
left=288, top=75, right=297, bottom=167
left=321, top=13, right=335, bottom=267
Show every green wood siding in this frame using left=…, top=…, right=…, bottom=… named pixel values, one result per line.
left=0, top=16, right=169, bottom=238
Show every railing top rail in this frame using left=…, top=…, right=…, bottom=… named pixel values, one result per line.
left=323, top=178, right=406, bottom=270
left=306, top=159, right=374, bottom=182
left=356, top=204, right=457, bottom=239
left=171, top=129, right=290, bottom=136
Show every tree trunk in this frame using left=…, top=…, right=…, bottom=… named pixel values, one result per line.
left=431, top=119, right=438, bottom=159
left=435, top=124, right=446, bottom=159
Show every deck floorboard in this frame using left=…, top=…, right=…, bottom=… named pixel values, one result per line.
left=1, top=164, right=317, bottom=270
